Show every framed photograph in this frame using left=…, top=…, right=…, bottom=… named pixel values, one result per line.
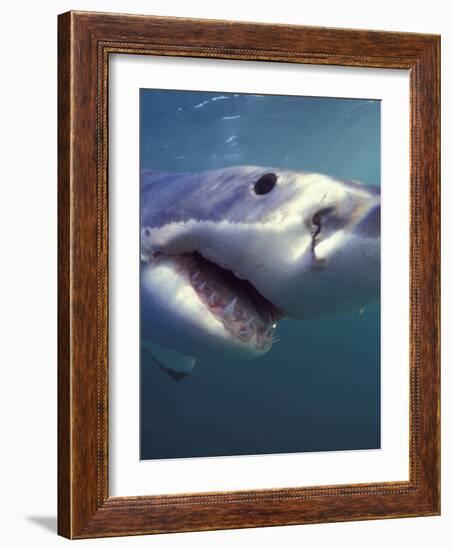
left=58, top=11, right=440, bottom=538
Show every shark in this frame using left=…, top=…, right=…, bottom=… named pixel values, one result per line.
left=140, top=166, right=380, bottom=380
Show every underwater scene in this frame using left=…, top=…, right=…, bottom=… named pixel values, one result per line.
left=140, top=89, right=381, bottom=460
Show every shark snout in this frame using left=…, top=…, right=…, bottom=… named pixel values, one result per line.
left=354, top=203, right=380, bottom=238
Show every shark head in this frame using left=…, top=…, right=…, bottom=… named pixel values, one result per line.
left=140, top=166, right=380, bottom=364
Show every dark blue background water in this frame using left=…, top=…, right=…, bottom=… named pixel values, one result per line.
left=140, top=89, right=381, bottom=460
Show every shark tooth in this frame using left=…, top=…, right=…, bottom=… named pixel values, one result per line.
left=222, top=297, right=238, bottom=320
left=199, top=281, right=207, bottom=292
left=244, top=316, right=255, bottom=329
left=249, top=332, right=258, bottom=349
left=238, top=325, right=252, bottom=338
left=208, top=292, right=218, bottom=306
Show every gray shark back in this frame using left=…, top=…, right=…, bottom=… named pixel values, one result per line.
left=141, top=166, right=300, bottom=229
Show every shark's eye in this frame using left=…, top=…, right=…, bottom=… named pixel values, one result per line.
left=254, top=173, right=277, bottom=195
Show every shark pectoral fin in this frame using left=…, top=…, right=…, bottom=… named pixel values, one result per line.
left=141, top=339, right=196, bottom=381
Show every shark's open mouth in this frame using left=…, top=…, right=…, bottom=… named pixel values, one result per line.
left=183, top=252, right=283, bottom=352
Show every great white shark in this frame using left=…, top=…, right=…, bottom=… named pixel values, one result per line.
left=140, top=166, right=380, bottom=380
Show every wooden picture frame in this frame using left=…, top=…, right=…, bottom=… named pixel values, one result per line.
left=58, top=10, right=440, bottom=539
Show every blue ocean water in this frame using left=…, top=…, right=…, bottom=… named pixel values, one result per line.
left=140, top=89, right=381, bottom=460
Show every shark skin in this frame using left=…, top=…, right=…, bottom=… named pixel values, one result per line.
left=140, top=166, right=380, bottom=379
